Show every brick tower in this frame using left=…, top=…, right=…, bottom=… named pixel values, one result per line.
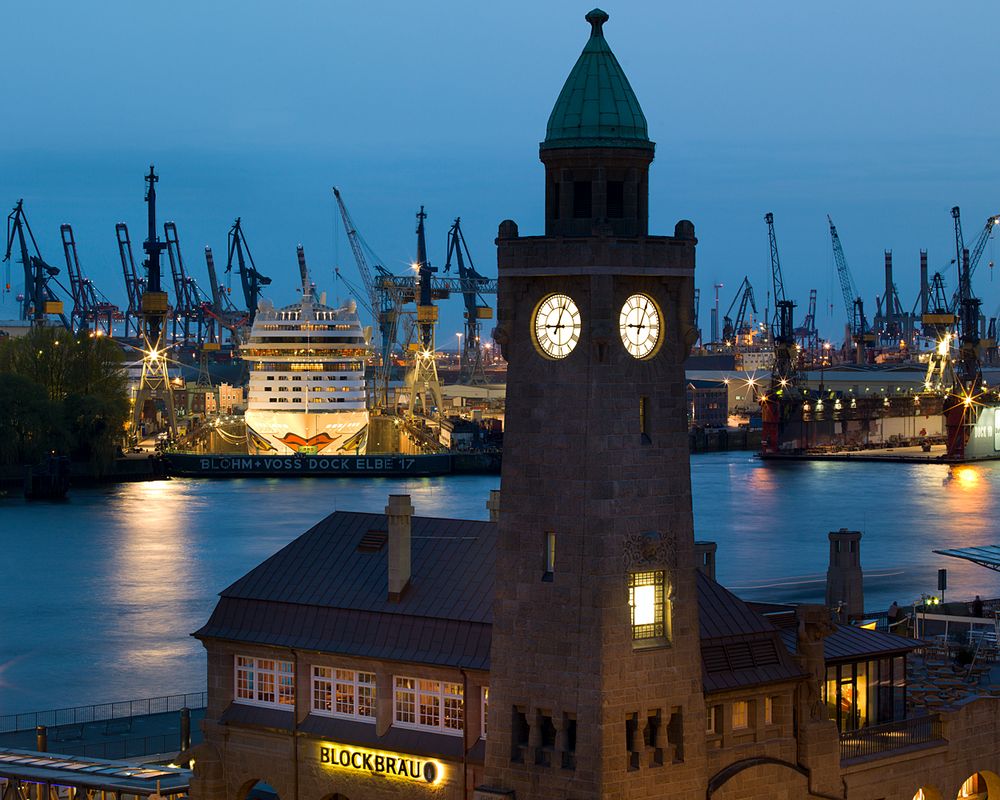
left=477, top=9, right=705, bottom=799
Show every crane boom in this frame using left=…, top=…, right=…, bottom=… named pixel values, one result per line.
left=827, top=215, right=860, bottom=326
left=333, top=187, right=380, bottom=326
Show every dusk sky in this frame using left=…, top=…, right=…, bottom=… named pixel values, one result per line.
left=2, top=1, right=999, bottom=343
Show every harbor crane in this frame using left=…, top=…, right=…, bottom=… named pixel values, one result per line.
left=3, top=200, right=70, bottom=328
left=165, top=221, right=205, bottom=343
left=60, top=224, right=119, bottom=336
left=793, top=288, right=819, bottom=362
left=720, top=276, right=756, bottom=349
left=116, top=223, right=145, bottom=338
left=765, top=212, right=795, bottom=383
left=333, top=186, right=401, bottom=408
left=406, top=207, right=442, bottom=418
left=949, top=206, right=1000, bottom=314
left=133, top=165, right=176, bottom=437
left=203, top=246, right=247, bottom=345
left=827, top=214, right=872, bottom=361
left=333, top=187, right=500, bottom=409
left=443, top=217, right=493, bottom=385
left=225, top=218, right=270, bottom=324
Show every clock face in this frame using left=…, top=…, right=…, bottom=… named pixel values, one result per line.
left=532, top=293, right=581, bottom=359
left=619, top=294, right=662, bottom=359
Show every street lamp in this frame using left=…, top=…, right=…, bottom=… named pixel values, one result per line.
left=456, top=333, right=463, bottom=373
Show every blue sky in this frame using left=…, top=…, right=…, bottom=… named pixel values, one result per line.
left=2, top=1, right=999, bottom=343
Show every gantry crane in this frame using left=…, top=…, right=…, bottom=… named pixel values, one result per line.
left=225, top=218, right=270, bottom=324
left=60, top=224, right=119, bottom=335
left=117, top=223, right=145, bottom=338
left=3, top=200, right=69, bottom=328
left=444, top=217, right=493, bottom=385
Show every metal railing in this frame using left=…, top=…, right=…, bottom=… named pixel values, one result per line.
left=54, top=733, right=183, bottom=761
left=0, top=692, right=206, bottom=734
left=840, top=714, right=940, bottom=761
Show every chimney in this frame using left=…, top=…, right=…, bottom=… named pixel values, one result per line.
left=825, top=528, right=864, bottom=620
left=487, top=489, right=501, bottom=522
left=693, top=541, right=717, bottom=581
left=386, top=494, right=414, bottom=601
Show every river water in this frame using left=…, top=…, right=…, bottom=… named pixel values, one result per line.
left=2, top=452, right=998, bottom=714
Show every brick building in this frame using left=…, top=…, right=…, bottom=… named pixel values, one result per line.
left=189, top=9, right=1000, bottom=800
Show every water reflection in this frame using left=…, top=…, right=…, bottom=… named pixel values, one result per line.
left=3, top=453, right=1000, bottom=713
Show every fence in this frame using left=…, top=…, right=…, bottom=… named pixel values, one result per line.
left=0, top=692, right=206, bottom=734
left=840, top=714, right=940, bottom=761
left=54, top=733, right=184, bottom=761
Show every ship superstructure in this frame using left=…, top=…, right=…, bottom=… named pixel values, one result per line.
left=242, top=287, right=370, bottom=455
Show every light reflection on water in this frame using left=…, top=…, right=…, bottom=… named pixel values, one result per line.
left=1, top=454, right=999, bottom=713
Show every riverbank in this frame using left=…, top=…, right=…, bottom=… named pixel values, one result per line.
left=0, top=455, right=166, bottom=491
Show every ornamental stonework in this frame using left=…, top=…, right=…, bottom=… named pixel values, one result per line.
left=622, top=530, right=676, bottom=572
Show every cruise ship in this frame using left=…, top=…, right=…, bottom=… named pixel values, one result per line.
left=242, top=290, right=371, bottom=455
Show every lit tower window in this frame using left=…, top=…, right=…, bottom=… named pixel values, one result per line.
left=628, top=570, right=667, bottom=643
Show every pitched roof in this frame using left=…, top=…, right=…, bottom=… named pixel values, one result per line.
left=542, top=9, right=653, bottom=151
left=772, top=612, right=917, bottom=662
left=194, top=511, right=495, bottom=670
left=697, top=571, right=805, bottom=694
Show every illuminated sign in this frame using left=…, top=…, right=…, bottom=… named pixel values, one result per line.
left=319, top=743, right=443, bottom=785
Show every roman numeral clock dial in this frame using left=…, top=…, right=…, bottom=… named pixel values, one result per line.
left=532, top=293, right=581, bottom=359
left=619, top=293, right=662, bottom=359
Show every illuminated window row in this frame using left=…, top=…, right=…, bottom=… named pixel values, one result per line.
left=312, top=667, right=376, bottom=722
left=235, top=657, right=490, bottom=739
left=393, top=677, right=464, bottom=736
left=235, top=656, right=294, bottom=708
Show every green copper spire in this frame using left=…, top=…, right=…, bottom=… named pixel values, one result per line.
left=542, top=8, right=653, bottom=151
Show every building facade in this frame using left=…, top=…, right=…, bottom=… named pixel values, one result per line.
left=189, top=9, right=1000, bottom=800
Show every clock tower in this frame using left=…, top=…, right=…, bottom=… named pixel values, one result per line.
left=477, top=8, right=705, bottom=800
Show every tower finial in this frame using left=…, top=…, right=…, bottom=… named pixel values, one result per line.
left=586, top=8, right=609, bottom=37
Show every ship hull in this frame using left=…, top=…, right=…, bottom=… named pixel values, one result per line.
left=245, top=409, right=368, bottom=455
left=165, top=452, right=455, bottom=477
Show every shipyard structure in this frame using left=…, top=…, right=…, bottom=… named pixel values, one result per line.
left=185, top=9, right=1000, bottom=800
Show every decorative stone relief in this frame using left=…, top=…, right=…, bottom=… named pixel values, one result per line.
left=622, top=530, right=676, bottom=571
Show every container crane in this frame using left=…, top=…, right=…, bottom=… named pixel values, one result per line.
left=444, top=217, right=493, bottom=385
left=117, top=223, right=145, bottom=338
left=225, top=218, right=270, bottom=323
left=3, top=200, right=69, bottom=328
left=60, top=224, right=119, bottom=336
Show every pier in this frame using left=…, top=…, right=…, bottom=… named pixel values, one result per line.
left=0, top=693, right=205, bottom=762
